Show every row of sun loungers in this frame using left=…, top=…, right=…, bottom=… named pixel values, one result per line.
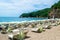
left=0, top=19, right=60, bottom=40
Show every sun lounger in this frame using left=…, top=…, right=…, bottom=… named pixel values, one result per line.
left=51, top=23, right=57, bottom=26
left=12, top=29, right=19, bottom=33
left=8, top=34, right=13, bottom=39
left=31, top=28, right=39, bottom=32
left=43, top=25, right=51, bottom=29
left=43, top=25, right=49, bottom=28
left=23, top=28, right=28, bottom=30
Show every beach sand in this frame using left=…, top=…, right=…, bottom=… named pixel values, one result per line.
left=0, top=25, right=60, bottom=40
left=0, top=33, right=9, bottom=40
left=25, top=25, right=60, bottom=40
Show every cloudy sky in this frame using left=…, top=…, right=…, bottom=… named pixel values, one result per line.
left=0, top=0, right=59, bottom=17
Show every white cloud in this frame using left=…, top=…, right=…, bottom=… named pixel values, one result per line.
left=0, top=0, right=59, bottom=17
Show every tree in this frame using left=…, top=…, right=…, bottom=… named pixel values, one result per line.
left=20, top=8, right=51, bottom=18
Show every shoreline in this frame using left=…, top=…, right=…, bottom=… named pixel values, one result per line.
left=0, top=18, right=60, bottom=29
left=0, top=18, right=60, bottom=40
left=0, top=19, right=57, bottom=24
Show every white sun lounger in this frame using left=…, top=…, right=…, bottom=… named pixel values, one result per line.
left=51, top=23, right=56, bottom=26
left=12, top=29, right=19, bottom=33
left=8, top=32, right=19, bottom=39
left=31, top=28, right=38, bottom=32
left=8, top=34, right=13, bottom=39
left=43, top=25, right=49, bottom=29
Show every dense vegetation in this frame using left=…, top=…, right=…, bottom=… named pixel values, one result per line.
left=51, top=1, right=60, bottom=9
left=20, top=8, right=51, bottom=17
left=20, top=1, right=60, bottom=18
left=49, top=1, right=60, bottom=18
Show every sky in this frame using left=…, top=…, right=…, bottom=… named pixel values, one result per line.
left=0, top=0, right=59, bottom=17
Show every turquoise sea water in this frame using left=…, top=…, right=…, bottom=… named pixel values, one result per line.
left=0, top=17, right=47, bottom=22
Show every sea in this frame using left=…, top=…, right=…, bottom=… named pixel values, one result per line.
left=0, top=17, right=48, bottom=22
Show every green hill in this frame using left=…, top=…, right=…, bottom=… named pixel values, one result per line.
left=20, top=1, right=60, bottom=18
left=49, top=1, right=60, bottom=18
left=20, top=8, right=51, bottom=18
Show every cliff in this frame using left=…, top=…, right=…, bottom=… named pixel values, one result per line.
left=49, top=1, right=60, bottom=18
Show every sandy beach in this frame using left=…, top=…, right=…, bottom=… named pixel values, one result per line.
left=0, top=24, right=60, bottom=40
left=25, top=25, right=60, bottom=40
left=0, top=0, right=60, bottom=40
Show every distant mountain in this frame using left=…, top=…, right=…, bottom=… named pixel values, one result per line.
left=20, top=1, right=60, bottom=18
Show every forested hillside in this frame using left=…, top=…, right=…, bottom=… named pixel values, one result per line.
left=20, top=1, right=60, bottom=18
